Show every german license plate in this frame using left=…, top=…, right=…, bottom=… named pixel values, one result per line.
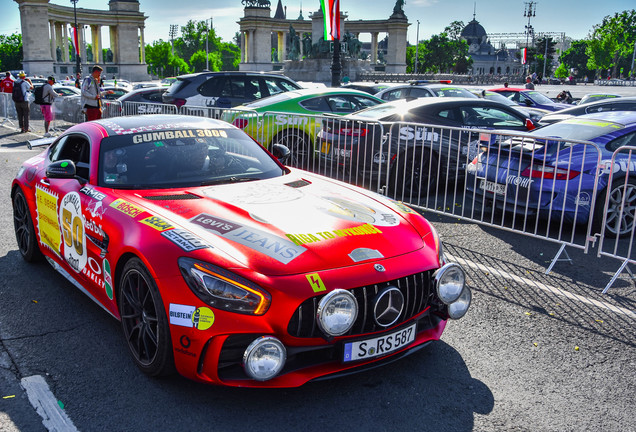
left=343, top=323, right=416, bottom=362
left=479, top=178, right=506, bottom=195
left=320, top=141, right=331, bottom=155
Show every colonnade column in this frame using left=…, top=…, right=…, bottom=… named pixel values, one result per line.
left=90, top=25, right=100, bottom=65
left=139, top=26, right=145, bottom=63
left=62, top=25, right=69, bottom=63
left=277, top=31, right=284, bottom=62
left=371, top=32, right=378, bottom=64
left=49, top=20, right=56, bottom=61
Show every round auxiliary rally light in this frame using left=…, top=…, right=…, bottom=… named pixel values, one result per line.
left=434, top=263, right=466, bottom=304
left=316, top=289, right=358, bottom=336
left=243, top=336, right=286, bottom=381
left=448, top=287, right=472, bottom=320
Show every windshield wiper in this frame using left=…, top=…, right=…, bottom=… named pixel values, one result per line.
left=200, top=176, right=258, bottom=186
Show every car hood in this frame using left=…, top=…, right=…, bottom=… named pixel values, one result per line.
left=120, top=172, right=425, bottom=276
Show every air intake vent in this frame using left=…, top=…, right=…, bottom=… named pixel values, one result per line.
left=143, top=193, right=202, bottom=201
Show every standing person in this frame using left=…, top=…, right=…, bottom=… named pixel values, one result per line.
left=81, top=65, right=107, bottom=121
left=74, top=72, right=81, bottom=89
left=1, top=72, right=14, bottom=93
left=524, top=76, right=535, bottom=90
left=40, top=76, right=58, bottom=137
left=13, top=72, right=33, bottom=133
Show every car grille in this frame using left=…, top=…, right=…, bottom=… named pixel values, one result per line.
left=287, top=270, right=435, bottom=338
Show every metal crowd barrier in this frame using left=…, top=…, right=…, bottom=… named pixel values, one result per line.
left=0, top=92, right=18, bottom=127
left=597, top=146, right=636, bottom=293
left=120, top=101, right=178, bottom=116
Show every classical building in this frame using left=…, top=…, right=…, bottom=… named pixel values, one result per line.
left=238, top=0, right=409, bottom=75
left=13, top=0, right=149, bottom=80
left=461, top=17, right=522, bottom=76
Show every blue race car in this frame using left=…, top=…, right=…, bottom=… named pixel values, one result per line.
left=466, top=111, right=636, bottom=236
left=489, top=87, right=571, bottom=112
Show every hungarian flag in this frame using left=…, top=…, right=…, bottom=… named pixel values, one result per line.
left=521, top=48, right=527, bottom=65
left=321, top=0, right=340, bottom=41
left=71, top=26, right=80, bottom=57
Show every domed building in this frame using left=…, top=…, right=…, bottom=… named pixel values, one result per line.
left=461, top=17, right=522, bottom=76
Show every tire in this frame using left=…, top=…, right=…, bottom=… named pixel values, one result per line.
left=119, top=258, right=174, bottom=377
left=389, top=149, right=439, bottom=200
left=595, top=178, right=636, bottom=237
left=12, top=188, right=43, bottom=262
left=273, top=130, right=311, bottom=169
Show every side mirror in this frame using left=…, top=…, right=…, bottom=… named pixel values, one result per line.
left=46, top=159, right=76, bottom=179
left=525, top=99, right=533, bottom=107
left=271, top=144, right=291, bottom=164
left=525, top=119, right=536, bottom=131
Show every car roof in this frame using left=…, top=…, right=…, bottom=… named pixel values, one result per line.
left=94, top=115, right=231, bottom=136
left=545, top=96, right=636, bottom=115
left=176, top=71, right=296, bottom=80
left=242, top=87, right=383, bottom=109
left=575, top=111, right=636, bottom=125
left=489, top=87, right=525, bottom=92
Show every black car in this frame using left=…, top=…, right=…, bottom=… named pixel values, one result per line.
left=315, top=97, right=535, bottom=199
left=538, top=96, right=636, bottom=126
left=162, top=71, right=302, bottom=108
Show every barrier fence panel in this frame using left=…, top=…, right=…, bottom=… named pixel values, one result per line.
left=597, top=145, right=636, bottom=293
left=1, top=93, right=17, bottom=125
left=383, top=123, right=602, bottom=268
left=120, top=101, right=178, bottom=116
left=179, top=105, right=257, bottom=120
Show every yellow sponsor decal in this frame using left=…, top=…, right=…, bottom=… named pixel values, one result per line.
left=140, top=215, right=173, bottom=231
left=564, top=118, right=622, bottom=129
left=109, top=199, right=144, bottom=218
left=392, top=201, right=415, bottom=214
left=286, top=223, right=383, bottom=246
left=306, top=273, right=326, bottom=292
left=35, top=185, right=61, bottom=254
left=132, top=129, right=228, bottom=144
left=191, top=307, right=215, bottom=330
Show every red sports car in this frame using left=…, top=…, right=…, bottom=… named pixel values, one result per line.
left=11, top=115, right=471, bottom=387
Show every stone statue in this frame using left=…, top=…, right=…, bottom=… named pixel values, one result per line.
left=288, top=25, right=301, bottom=61
left=106, top=48, right=114, bottom=63
left=86, top=48, right=93, bottom=62
left=241, top=0, right=270, bottom=7
left=343, top=32, right=362, bottom=59
left=393, top=0, right=405, bottom=15
left=56, top=46, right=62, bottom=62
left=302, top=33, right=312, bottom=58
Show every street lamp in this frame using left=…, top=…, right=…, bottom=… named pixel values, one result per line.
left=70, top=0, right=80, bottom=75
left=414, top=20, right=420, bottom=75
left=205, top=18, right=213, bottom=71
left=169, top=24, right=178, bottom=76
left=523, top=1, right=536, bottom=76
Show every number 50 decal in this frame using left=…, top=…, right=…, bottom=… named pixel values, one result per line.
left=60, top=192, right=87, bottom=273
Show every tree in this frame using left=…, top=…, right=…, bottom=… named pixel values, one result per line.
left=0, top=33, right=22, bottom=71
left=172, top=19, right=240, bottom=72
left=560, top=40, right=593, bottom=79
left=554, top=63, right=569, bottom=79
left=444, top=21, right=465, bottom=41
left=145, top=40, right=173, bottom=77
left=189, top=49, right=222, bottom=72
left=587, top=9, right=636, bottom=77
left=533, top=36, right=557, bottom=77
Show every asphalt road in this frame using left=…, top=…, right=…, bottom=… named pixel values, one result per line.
left=0, top=85, right=635, bottom=431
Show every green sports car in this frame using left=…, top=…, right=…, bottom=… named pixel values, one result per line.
left=222, top=88, right=384, bottom=167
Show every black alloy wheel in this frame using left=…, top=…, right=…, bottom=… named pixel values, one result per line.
left=596, top=178, right=636, bottom=237
left=273, top=130, right=312, bottom=169
left=12, top=188, right=43, bottom=262
left=119, top=258, right=174, bottom=376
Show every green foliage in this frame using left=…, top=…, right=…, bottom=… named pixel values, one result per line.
left=554, top=63, right=570, bottom=79
left=0, top=33, right=22, bottom=70
left=406, top=31, right=470, bottom=74
left=146, top=19, right=240, bottom=75
left=560, top=40, right=593, bottom=79
left=587, top=9, right=636, bottom=76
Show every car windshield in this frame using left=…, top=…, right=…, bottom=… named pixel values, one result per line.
left=430, top=87, right=475, bottom=98
left=98, top=127, right=284, bottom=189
left=482, top=91, right=516, bottom=106
left=532, top=117, right=624, bottom=141
left=525, top=91, right=555, bottom=105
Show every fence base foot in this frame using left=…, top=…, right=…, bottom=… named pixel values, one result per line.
left=602, top=260, right=636, bottom=294
left=545, top=244, right=572, bottom=275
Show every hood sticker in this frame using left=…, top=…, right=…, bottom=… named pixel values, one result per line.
left=190, top=213, right=306, bottom=264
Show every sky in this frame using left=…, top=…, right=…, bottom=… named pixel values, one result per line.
left=3, top=0, right=634, bottom=46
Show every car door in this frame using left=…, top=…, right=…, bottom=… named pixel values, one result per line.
left=40, top=133, right=114, bottom=310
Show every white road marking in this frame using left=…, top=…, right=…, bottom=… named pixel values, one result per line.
left=447, top=253, right=636, bottom=318
left=20, top=375, right=78, bottom=432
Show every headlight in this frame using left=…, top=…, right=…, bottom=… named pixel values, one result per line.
left=448, top=287, right=471, bottom=320
left=243, top=336, right=286, bottom=381
left=178, top=257, right=271, bottom=315
left=434, top=263, right=465, bottom=304
left=433, top=263, right=471, bottom=320
left=316, top=289, right=358, bottom=336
